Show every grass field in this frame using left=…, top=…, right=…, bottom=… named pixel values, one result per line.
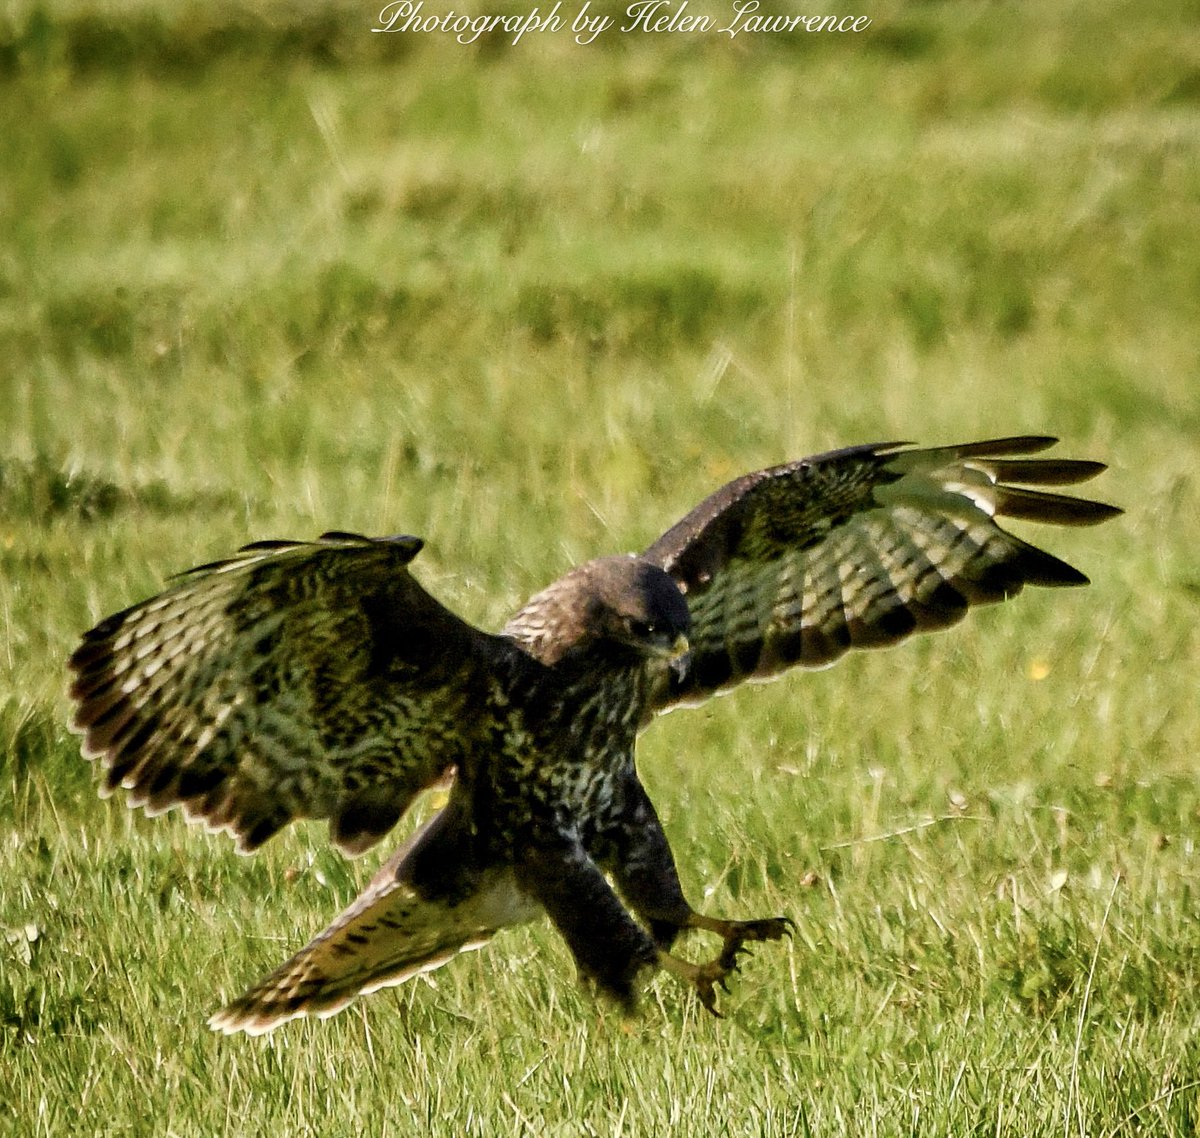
left=2, top=1, right=1199, bottom=1133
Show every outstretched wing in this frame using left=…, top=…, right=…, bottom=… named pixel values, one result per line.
left=209, top=808, right=539, bottom=1036
left=644, top=436, right=1120, bottom=711
left=68, top=533, right=508, bottom=855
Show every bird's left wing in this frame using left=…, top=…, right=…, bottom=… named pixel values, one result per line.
left=643, top=436, right=1120, bottom=712
left=69, top=533, right=510, bottom=855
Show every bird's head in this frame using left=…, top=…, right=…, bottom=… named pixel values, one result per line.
left=504, top=555, right=690, bottom=669
left=581, top=556, right=691, bottom=664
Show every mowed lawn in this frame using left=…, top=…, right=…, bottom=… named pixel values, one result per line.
left=2, top=1, right=1198, bottom=1134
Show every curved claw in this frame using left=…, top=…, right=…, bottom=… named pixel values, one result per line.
left=737, top=916, right=794, bottom=942
left=717, top=941, right=750, bottom=971
left=695, top=971, right=724, bottom=1018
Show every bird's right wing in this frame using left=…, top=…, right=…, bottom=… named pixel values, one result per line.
left=644, top=437, right=1120, bottom=711
left=68, top=533, right=512, bottom=855
left=209, top=810, right=540, bottom=1036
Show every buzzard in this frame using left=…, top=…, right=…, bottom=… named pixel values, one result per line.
left=67, top=436, right=1119, bottom=1035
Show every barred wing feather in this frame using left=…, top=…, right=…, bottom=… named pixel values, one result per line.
left=644, top=437, right=1121, bottom=709
left=68, top=533, right=504, bottom=855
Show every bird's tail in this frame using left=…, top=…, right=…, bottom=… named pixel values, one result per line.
left=209, top=819, right=538, bottom=1036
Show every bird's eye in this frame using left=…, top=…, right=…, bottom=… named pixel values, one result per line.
left=626, top=618, right=656, bottom=640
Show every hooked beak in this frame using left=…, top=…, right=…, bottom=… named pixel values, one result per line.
left=667, top=632, right=691, bottom=681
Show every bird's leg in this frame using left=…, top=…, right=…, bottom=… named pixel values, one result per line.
left=593, top=774, right=792, bottom=1014
left=513, top=839, right=658, bottom=1008
left=592, top=775, right=698, bottom=950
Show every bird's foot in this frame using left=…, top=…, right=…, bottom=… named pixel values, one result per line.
left=684, top=911, right=794, bottom=968
left=657, top=952, right=739, bottom=1018
left=714, top=916, right=795, bottom=971
left=658, top=916, right=793, bottom=1017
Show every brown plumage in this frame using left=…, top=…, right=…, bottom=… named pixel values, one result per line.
left=67, top=436, right=1119, bottom=1035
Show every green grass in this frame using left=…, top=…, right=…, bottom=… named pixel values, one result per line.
left=2, top=0, right=1198, bottom=1133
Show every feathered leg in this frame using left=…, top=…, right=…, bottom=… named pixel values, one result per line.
left=514, top=838, right=659, bottom=1008
left=595, top=774, right=793, bottom=1014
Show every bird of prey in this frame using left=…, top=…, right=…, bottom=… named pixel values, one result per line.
left=67, top=436, right=1119, bottom=1035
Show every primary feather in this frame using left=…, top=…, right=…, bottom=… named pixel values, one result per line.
left=644, top=437, right=1119, bottom=706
